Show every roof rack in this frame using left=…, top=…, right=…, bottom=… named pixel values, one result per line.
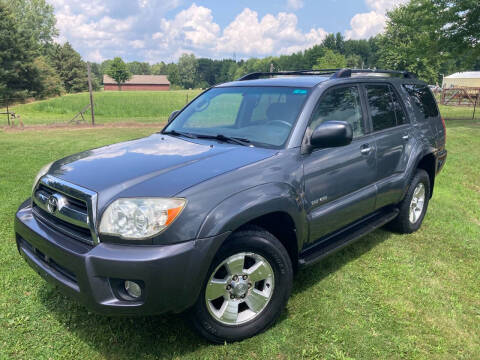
left=236, top=69, right=339, bottom=81
left=332, top=68, right=417, bottom=79
left=236, top=68, right=416, bottom=81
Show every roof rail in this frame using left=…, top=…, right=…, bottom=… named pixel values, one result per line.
left=332, top=68, right=417, bottom=79
left=236, top=68, right=416, bottom=81
left=236, top=69, right=340, bottom=81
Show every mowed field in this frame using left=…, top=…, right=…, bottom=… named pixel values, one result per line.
left=1, top=90, right=478, bottom=128
left=1, top=90, right=202, bottom=125
left=0, top=120, right=479, bottom=359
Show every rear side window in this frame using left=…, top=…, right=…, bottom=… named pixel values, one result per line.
left=310, top=85, right=365, bottom=138
left=366, top=84, right=397, bottom=131
left=403, top=84, right=439, bottom=118
left=391, top=87, right=408, bottom=125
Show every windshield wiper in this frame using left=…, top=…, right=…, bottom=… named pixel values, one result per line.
left=196, top=134, right=252, bottom=147
left=162, top=130, right=198, bottom=139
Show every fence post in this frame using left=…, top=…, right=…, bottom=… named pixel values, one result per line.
left=6, top=101, right=10, bottom=126
left=473, top=94, right=478, bottom=121
left=87, top=62, right=95, bottom=126
left=186, top=93, right=189, bottom=104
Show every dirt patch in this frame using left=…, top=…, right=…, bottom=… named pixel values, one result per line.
left=1, top=121, right=165, bottom=133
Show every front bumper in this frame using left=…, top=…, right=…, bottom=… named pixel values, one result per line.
left=15, top=201, right=229, bottom=315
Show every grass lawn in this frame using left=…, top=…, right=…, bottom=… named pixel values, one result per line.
left=438, top=104, right=478, bottom=120
left=1, top=90, right=478, bottom=128
left=1, top=90, right=202, bottom=126
left=0, top=122, right=479, bottom=359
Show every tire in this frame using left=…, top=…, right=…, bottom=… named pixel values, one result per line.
left=190, top=225, right=293, bottom=343
left=388, top=169, right=431, bottom=234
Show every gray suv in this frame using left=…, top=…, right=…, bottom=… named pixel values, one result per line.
left=15, top=69, right=447, bottom=343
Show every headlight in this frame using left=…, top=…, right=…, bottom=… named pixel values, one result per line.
left=99, top=198, right=186, bottom=240
left=32, top=161, right=54, bottom=192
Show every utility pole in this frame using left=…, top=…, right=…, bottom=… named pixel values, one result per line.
left=87, top=62, right=95, bottom=126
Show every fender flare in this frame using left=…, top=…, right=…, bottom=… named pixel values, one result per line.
left=197, top=182, right=307, bottom=249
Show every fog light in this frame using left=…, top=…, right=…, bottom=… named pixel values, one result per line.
left=124, top=280, right=142, bottom=298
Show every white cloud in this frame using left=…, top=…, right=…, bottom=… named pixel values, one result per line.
left=216, top=9, right=327, bottom=57
left=48, top=1, right=328, bottom=63
left=345, top=0, right=408, bottom=40
left=286, top=0, right=304, bottom=10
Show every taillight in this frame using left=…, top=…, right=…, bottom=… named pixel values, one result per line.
left=441, top=116, right=446, bottom=144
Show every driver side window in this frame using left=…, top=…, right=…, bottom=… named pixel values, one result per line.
left=309, top=85, right=365, bottom=138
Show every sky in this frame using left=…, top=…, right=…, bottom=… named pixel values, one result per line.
left=48, top=0, right=408, bottom=64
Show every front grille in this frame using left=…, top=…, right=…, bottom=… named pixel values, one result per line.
left=33, top=205, right=93, bottom=245
left=38, top=184, right=87, bottom=213
left=32, top=176, right=97, bottom=246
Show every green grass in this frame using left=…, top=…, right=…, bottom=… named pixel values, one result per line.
left=1, top=90, right=477, bottom=128
left=1, top=90, right=202, bottom=126
left=0, top=122, right=479, bottom=359
left=438, top=104, right=479, bottom=120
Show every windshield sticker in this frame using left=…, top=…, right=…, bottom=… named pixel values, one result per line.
left=293, top=89, right=307, bottom=95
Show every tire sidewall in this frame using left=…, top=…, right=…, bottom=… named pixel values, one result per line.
left=191, top=229, right=293, bottom=343
left=402, top=170, right=431, bottom=232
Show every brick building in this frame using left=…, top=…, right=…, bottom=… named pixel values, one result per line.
left=103, top=75, right=170, bottom=91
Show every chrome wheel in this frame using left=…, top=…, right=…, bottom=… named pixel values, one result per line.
left=409, top=183, right=425, bottom=224
left=205, top=252, right=275, bottom=325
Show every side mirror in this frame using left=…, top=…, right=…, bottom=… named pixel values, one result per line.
left=310, top=121, right=353, bottom=149
left=168, top=110, right=180, bottom=123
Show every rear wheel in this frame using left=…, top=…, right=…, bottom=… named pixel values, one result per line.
left=190, top=226, right=293, bottom=343
left=389, top=169, right=431, bottom=233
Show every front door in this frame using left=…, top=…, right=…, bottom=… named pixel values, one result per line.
left=303, top=84, right=377, bottom=244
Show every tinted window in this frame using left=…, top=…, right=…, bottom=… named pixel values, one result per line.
left=366, top=84, right=397, bottom=131
left=310, top=86, right=364, bottom=138
left=403, top=84, right=439, bottom=118
left=391, top=87, right=408, bottom=125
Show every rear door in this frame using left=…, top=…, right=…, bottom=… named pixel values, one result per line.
left=362, top=83, right=412, bottom=208
left=303, top=84, right=377, bottom=244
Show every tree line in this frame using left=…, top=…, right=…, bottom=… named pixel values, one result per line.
left=1, top=0, right=478, bottom=101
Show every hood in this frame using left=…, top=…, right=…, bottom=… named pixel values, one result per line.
left=49, top=134, right=276, bottom=203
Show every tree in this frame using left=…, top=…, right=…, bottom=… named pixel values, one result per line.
left=151, top=62, right=167, bottom=75
left=313, top=49, right=347, bottom=69
left=49, top=42, right=88, bottom=93
left=106, top=57, right=131, bottom=90
left=378, top=0, right=446, bottom=83
left=0, top=4, right=39, bottom=99
left=434, top=0, right=480, bottom=61
left=127, top=61, right=151, bottom=75
left=33, top=56, right=64, bottom=98
left=177, top=54, right=197, bottom=89
left=4, top=0, right=57, bottom=47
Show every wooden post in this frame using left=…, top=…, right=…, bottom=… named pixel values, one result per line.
left=87, top=62, right=95, bottom=126
left=473, top=94, right=478, bottom=121
left=6, top=101, right=10, bottom=126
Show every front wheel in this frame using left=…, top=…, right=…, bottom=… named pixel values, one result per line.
left=190, top=226, right=293, bottom=343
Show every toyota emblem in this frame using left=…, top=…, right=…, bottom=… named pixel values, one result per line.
left=47, top=195, right=58, bottom=214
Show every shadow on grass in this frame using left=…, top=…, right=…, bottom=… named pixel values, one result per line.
left=37, top=228, right=392, bottom=359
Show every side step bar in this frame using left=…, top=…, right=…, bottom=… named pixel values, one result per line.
left=299, top=207, right=399, bottom=267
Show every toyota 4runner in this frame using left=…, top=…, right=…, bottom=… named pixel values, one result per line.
left=15, top=68, right=447, bottom=343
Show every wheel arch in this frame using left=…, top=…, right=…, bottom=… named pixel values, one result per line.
left=416, top=152, right=436, bottom=198
left=197, top=183, right=307, bottom=269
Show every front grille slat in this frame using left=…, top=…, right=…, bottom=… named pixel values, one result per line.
left=33, top=205, right=93, bottom=245
left=32, top=179, right=95, bottom=246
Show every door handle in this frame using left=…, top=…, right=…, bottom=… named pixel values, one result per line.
left=402, top=135, right=409, bottom=140
left=360, top=146, right=372, bottom=155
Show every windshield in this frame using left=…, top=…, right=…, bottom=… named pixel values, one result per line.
left=164, top=86, right=310, bottom=148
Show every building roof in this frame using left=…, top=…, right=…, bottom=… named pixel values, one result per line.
left=444, top=71, right=480, bottom=79
left=103, top=74, right=170, bottom=85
